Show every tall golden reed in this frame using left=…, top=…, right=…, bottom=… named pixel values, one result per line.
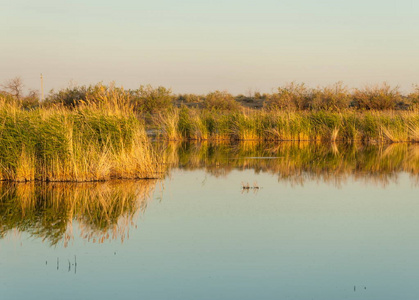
left=0, top=88, right=162, bottom=182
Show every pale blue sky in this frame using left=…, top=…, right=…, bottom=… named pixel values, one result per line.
left=1, top=0, right=418, bottom=94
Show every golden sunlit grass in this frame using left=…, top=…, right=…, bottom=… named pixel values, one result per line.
left=154, top=108, right=419, bottom=143
left=0, top=89, right=161, bottom=182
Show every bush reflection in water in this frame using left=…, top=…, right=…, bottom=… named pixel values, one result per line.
left=0, top=180, right=157, bottom=246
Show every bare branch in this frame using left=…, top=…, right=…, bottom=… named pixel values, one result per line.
left=1, top=76, right=24, bottom=99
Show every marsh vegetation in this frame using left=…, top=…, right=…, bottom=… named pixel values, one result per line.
left=2, top=78, right=419, bottom=181
left=155, top=109, right=419, bottom=142
left=33, top=81, right=419, bottom=143
left=0, top=87, right=161, bottom=182
left=2, top=78, right=419, bottom=300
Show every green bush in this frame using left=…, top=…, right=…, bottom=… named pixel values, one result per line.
left=407, top=85, right=419, bottom=110
left=131, top=85, right=174, bottom=114
left=45, top=85, right=90, bottom=107
left=203, top=90, right=241, bottom=111
left=176, top=93, right=204, bottom=103
left=265, top=82, right=310, bottom=110
left=352, top=83, right=402, bottom=110
left=310, top=82, right=351, bottom=111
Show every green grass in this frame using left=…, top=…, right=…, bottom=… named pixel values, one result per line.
left=0, top=92, right=161, bottom=182
left=153, top=108, right=419, bottom=143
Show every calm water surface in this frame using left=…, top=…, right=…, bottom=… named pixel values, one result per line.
left=1, top=142, right=419, bottom=300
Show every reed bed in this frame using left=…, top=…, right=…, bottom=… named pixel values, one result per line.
left=0, top=180, right=157, bottom=246
left=154, top=108, right=419, bottom=143
left=0, top=91, right=161, bottom=182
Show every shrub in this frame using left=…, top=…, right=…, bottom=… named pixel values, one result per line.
left=203, top=90, right=240, bottom=111
left=352, top=83, right=402, bottom=110
left=265, top=82, right=310, bottom=111
left=131, top=85, right=174, bottom=114
left=310, top=82, right=351, bottom=111
left=176, top=93, right=204, bottom=103
left=45, top=85, right=90, bottom=107
left=1, top=88, right=40, bottom=110
left=407, top=85, right=419, bottom=110
left=20, top=90, right=40, bottom=110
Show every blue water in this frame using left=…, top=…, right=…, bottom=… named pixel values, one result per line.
left=1, top=169, right=419, bottom=300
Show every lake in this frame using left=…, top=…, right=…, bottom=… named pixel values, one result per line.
left=1, top=142, right=419, bottom=300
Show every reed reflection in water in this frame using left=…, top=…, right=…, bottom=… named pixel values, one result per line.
left=2, top=142, right=419, bottom=300
left=161, top=141, right=419, bottom=186
left=3, top=141, right=419, bottom=246
left=0, top=180, right=158, bottom=246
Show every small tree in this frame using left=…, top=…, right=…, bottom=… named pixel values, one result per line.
left=1, top=76, right=24, bottom=99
